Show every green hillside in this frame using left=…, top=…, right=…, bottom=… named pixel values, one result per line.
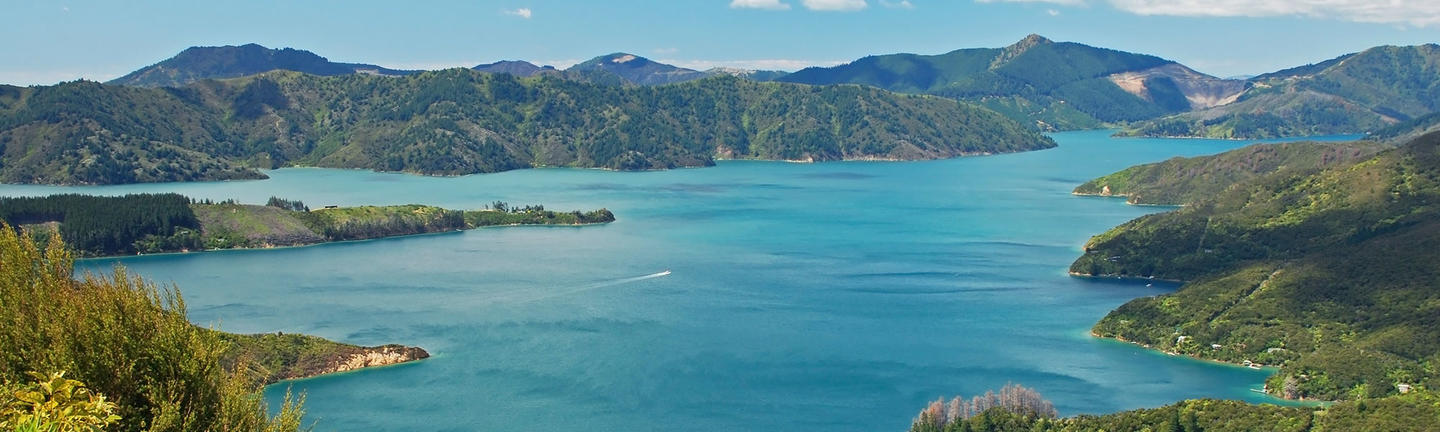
left=0, top=193, right=614, bottom=257
left=1124, top=44, right=1440, bottom=139
left=0, top=70, right=1053, bottom=185
left=1073, top=140, right=1390, bottom=205
left=778, top=34, right=1213, bottom=129
left=1073, top=131, right=1440, bottom=400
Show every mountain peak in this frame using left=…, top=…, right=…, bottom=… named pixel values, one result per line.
left=991, top=34, right=1054, bottom=68
left=567, top=53, right=709, bottom=86
left=1016, top=34, right=1053, bottom=46
left=588, top=52, right=652, bottom=65
left=472, top=60, right=555, bottom=77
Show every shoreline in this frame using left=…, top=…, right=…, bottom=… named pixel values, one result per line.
left=77, top=220, right=613, bottom=261
left=1093, top=333, right=1330, bottom=406
left=1070, top=192, right=1187, bottom=208
left=1, top=147, right=1046, bottom=187
left=265, top=346, right=433, bottom=387
left=1067, top=271, right=1187, bottom=284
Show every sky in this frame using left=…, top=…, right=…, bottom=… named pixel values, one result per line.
left=3, top=0, right=1438, bottom=85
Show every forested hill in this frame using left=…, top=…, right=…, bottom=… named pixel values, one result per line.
left=0, top=70, right=1053, bottom=185
left=1123, top=44, right=1440, bottom=139
left=1072, top=140, right=1390, bottom=205
left=108, top=44, right=416, bottom=87
left=1072, top=130, right=1440, bottom=400
left=778, top=34, right=1241, bottom=130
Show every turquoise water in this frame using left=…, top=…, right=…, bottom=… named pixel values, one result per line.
left=2, top=131, right=1351, bottom=431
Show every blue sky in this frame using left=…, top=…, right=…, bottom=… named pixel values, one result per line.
left=3, top=0, right=1437, bottom=85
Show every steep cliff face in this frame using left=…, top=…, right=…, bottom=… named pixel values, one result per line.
left=220, top=333, right=431, bottom=384
left=319, top=345, right=431, bottom=376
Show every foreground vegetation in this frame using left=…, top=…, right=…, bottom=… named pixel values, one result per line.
left=907, top=385, right=1439, bottom=432
left=0, top=68, right=1053, bottom=185
left=0, top=194, right=614, bottom=256
left=1071, top=131, right=1440, bottom=400
left=0, top=225, right=307, bottom=431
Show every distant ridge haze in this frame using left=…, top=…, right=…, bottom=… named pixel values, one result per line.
left=91, top=37, right=1440, bottom=139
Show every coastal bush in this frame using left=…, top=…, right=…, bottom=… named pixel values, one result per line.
left=0, top=225, right=306, bottom=432
left=1077, top=131, right=1440, bottom=399
left=903, top=386, right=1439, bottom=431
left=0, top=372, right=120, bottom=432
left=909, top=383, right=1057, bottom=432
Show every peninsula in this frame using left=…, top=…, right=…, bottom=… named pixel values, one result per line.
left=0, top=193, right=615, bottom=258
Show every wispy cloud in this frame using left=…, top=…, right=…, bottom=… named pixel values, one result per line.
left=1047, top=8, right=1060, bottom=15
left=0, top=68, right=130, bottom=86
left=730, top=0, right=792, bottom=10
left=1106, top=0, right=1440, bottom=27
left=653, top=48, right=680, bottom=55
left=504, top=8, right=532, bottom=19
left=381, top=60, right=485, bottom=71
left=802, top=0, right=868, bottom=11
left=880, top=0, right=914, bottom=9
left=976, top=0, right=1440, bottom=27
left=974, top=0, right=1087, bottom=6
left=663, top=58, right=845, bottom=72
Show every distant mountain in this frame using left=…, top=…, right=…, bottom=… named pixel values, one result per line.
left=108, top=44, right=415, bottom=87
left=1124, top=44, right=1440, bottom=139
left=0, top=71, right=1053, bottom=185
left=472, top=60, right=557, bottom=77
left=563, top=53, right=712, bottom=86
left=777, top=34, right=1244, bottom=130
left=704, top=67, right=788, bottom=82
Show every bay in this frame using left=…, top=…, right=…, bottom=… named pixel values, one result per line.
left=1, top=131, right=1352, bottom=431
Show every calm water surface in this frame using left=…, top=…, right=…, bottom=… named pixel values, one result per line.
left=1, top=131, right=1348, bottom=431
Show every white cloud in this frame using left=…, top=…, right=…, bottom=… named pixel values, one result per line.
left=542, top=58, right=583, bottom=69
left=504, top=8, right=532, bottom=19
left=1106, top=0, right=1440, bottom=27
left=880, top=0, right=914, bottom=9
left=1047, top=8, right=1060, bottom=15
left=976, top=0, right=1440, bottom=27
left=802, top=0, right=868, bottom=11
left=974, top=0, right=1088, bottom=6
left=382, top=60, right=485, bottom=70
left=730, top=0, right=792, bottom=10
left=663, top=58, right=846, bottom=72
left=0, top=68, right=128, bottom=86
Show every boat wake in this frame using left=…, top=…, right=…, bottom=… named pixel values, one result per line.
left=512, top=270, right=672, bottom=304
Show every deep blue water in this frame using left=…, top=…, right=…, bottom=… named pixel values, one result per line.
left=1, top=131, right=1353, bottom=431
